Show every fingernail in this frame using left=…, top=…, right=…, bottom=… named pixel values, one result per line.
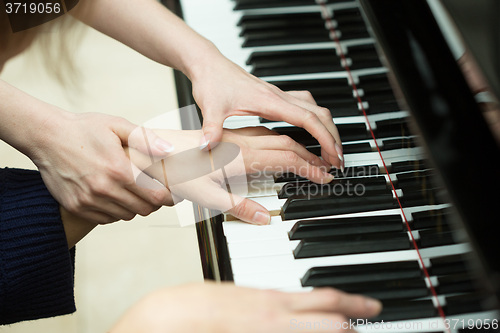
left=199, top=134, right=211, bottom=150
left=365, top=298, right=382, bottom=312
left=335, top=143, right=344, bottom=162
left=155, top=138, right=174, bottom=153
left=253, top=211, right=271, bottom=225
left=322, top=172, right=335, bottom=183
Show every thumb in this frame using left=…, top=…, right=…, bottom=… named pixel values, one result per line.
left=227, top=197, right=271, bottom=225
left=200, top=113, right=225, bottom=151
left=114, top=118, right=174, bottom=157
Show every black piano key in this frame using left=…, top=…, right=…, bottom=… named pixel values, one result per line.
left=400, top=187, right=445, bottom=207
left=248, top=49, right=343, bottom=77
left=345, top=44, right=381, bottom=66
left=272, top=126, right=318, bottom=146
left=333, top=278, right=429, bottom=301
left=301, top=261, right=422, bottom=287
left=334, top=25, right=370, bottom=41
left=252, top=61, right=344, bottom=77
left=314, top=95, right=361, bottom=106
left=331, top=7, right=365, bottom=26
left=238, top=12, right=323, bottom=31
left=375, top=118, right=412, bottom=138
left=267, top=79, right=361, bottom=117
left=436, top=273, right=477, bottom=295
left=418, top=229, right=457, bottom=248
left=336, top=123, right=370, bottom=140
left=269, top=78, right=352, bottom=95
left=234, top=0, right=315, bottom=11
left=328, top=105, right=361, bottom=117
left=237, top=12, right=319, bottom=27
left=395, top=170, right=438, bottom=189
left=281, top=190, right=397, bottom=220
left=445, top=293, right=496, bottom=316
left=381, top=137, right=417, bottom=150
left=390, top=159, right=429, bottom=173
left=305, top=142, right=371, bottom=156
left=357, top=73, right=393, bottom=93
left=361, top=91, right=398, bottom=103
left=278, top=176, right=387, bottom=199
left=239, top=13, right=330, bottom=47
left=342, top=142, right=372, bottom=153
left=363, top=99, right=401, bottom=114
left=372, top=299, right=437, bottom=322
left=238, top=13, right=327, bottom=33
left=314, top=142, right=372, bottom=154
left=429, top=254, right=469, bottom=276
left=243, top=29, right=331, bottom=47
left=293, top=231, right=411, bottom=258
left=288, top=215, right=403, bottom=240
left=274, top=163, right=379, bottom=183
left=234, top=0, right=353, bottom=11
left=272, top=124, right=368, bottom=145
left=412, top=208, right=451, bottom=229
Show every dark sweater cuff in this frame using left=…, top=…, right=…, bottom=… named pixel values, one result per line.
left=0, top=168, right=76, bottom=325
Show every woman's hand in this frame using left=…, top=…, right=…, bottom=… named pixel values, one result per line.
left=127, top=127, right=334, bottom=225
left=110, top=282, right=382, bottom=333
left=190, top=56, right=344, bottom=170
left=29, top=111, right=174, bottom=224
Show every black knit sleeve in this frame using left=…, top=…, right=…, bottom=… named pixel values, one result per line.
left=0, top=168, right=76, bottom=325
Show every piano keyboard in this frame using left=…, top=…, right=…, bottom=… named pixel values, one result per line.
left=172, top=0, right=500, bottom=331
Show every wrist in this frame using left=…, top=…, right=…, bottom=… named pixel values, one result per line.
left=25, top=107, right=75, bottom=165
left=180, top=41, right=224, bottom=81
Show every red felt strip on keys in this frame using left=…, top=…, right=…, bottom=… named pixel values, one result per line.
left=317, top=2, right=449, bottom=327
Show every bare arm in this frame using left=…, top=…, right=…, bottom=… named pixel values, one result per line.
left=71, top=0, right=215, bottom=80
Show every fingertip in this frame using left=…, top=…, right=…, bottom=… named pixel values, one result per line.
left=200, top=122, right=223, bottom=150
left=365, top=298, right=383, bottom=316
left=154, top=137, right=175, bottom=154
left=199, top=132, right=209, bottom=149
left=321, top=172, right=335, bottom=184
left=253, top=211, right=271, bottom=225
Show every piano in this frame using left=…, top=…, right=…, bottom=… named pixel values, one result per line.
left=161, top=0, right=500, bottom=331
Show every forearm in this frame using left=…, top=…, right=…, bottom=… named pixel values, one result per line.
left=0, top=79, right=67, bottom=160
left=71, top=0, right=223, bottom=80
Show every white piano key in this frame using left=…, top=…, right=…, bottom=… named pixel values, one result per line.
left=179, top=0, right=250, bottom=69
left=227, top=237, right=298, bottom=258
left=248, top=194, right=286, bottom=211
left=231, top=244, right=471, bottom=287
left=260, top=66, right=387, bottom=83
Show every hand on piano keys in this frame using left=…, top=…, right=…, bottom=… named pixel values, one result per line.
left=110, top=282, right=382, bottom=333
left=190, top=56, right=344, bottom=169
left=126, top=127, right=336, bottom=225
